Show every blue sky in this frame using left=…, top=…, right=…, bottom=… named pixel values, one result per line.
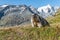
left=0, top=0, right=60, bottom=8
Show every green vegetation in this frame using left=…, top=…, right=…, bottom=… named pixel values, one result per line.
left=0, top=27, right=60, bottom=40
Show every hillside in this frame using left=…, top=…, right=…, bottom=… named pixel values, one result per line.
left=46, top=8, right=60, bottom=27
left=0, top=9, right=60, bottom=40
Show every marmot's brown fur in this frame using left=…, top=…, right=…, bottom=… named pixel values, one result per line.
left=31, top=14, right=50, bottom=28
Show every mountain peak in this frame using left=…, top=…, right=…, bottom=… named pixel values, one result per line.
left=46, top=4, right=51, bottom=8
left=1, top=5, right=8, bottom=7
left=37, top=4, right=56, bottom=18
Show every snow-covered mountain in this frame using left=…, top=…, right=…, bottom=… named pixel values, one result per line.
left=37, top=4, right=59, bottom=18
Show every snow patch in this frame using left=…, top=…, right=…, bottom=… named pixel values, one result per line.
left=1, top=5, right=8, bottom=7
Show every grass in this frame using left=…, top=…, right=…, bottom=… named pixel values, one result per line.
left=46, top=15, right=60, bottom=24
left=0, top=27, right=60, bottom=40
